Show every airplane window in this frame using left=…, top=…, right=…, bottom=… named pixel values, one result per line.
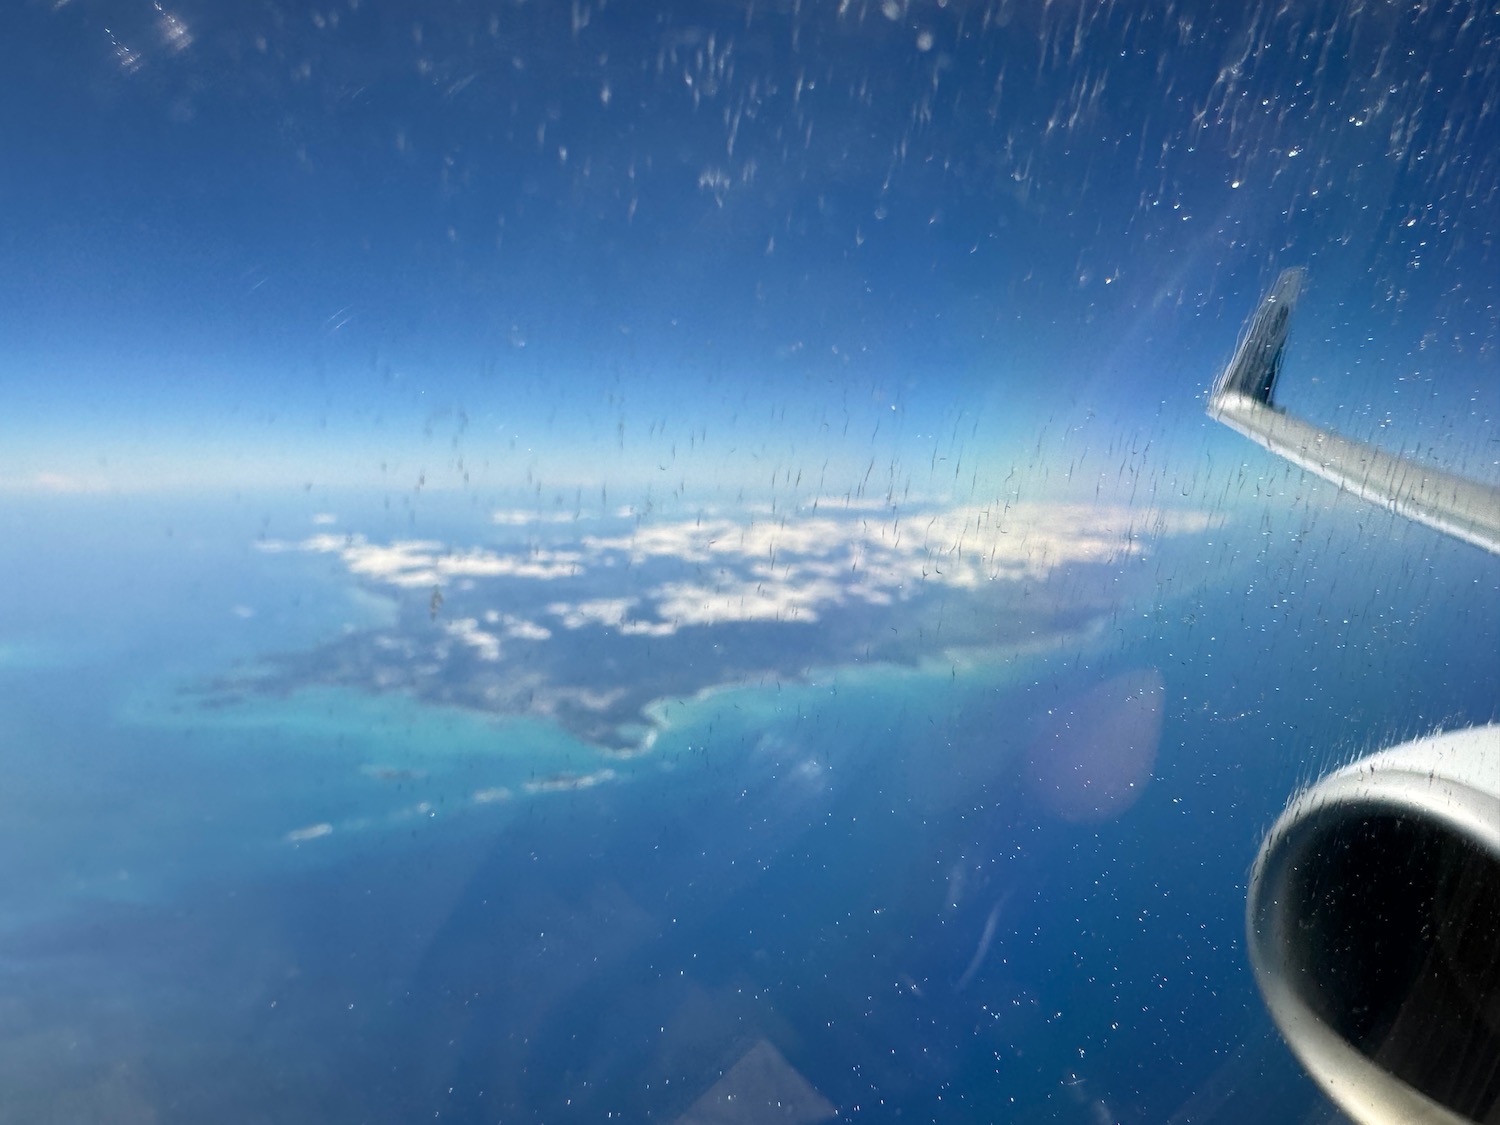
left=1, top=1, right=1495, bottom=1121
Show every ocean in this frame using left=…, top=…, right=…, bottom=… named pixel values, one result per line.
left=2, top=487, right=1495, bottom=1122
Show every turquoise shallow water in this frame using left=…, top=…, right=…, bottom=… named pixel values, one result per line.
left=2, top=598, right=1053, bottom=921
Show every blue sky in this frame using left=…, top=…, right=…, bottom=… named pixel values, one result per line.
left=1, top=0, right=1494, bottom=500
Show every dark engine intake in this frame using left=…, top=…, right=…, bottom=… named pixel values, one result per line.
left=1248, top=725, right=1500, bottom=1125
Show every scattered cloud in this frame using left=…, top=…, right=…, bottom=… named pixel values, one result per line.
left=258, top=535, right=583, bottom=587
left=444, top=617, right=503, bottom=661
left=492, top=509, right=583, bottom=526
left=286, top=822, right=334, bottom=843
left=483, top=610, right=552, bottom=640
left=263, top=503, right=1212, bottom=635
left=242, top=499, right=1218, bottom=754
left=522, top=767, right=618, bottom=795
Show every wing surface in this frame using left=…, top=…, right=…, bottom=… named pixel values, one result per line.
left=1208, top=269, right=1500, bottom=557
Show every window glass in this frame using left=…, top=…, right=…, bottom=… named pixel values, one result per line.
left=1, top=1, right=1495, bottom=1120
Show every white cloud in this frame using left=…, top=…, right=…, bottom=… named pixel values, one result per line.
left=483, top=609, right=553, bottom=639
left=492, top=509, right=581, bottom=525
left=444, top=617, right=502, bottom=661
left=523, top=767, right=617, bottom=794
left=651, top=574, right=850, bottom=628
left=546, top=597, right=639, bottom=630
left=435, top=548, right=583, bottom=580
left=506, top=617, right=552, bottom=640
left=259, top=534, right=580, bottom=588
left=263, top=502, right=1215, bottom=636
left=286, top=822, right=334, bottom=843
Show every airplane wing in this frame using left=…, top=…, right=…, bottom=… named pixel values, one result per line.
left=1208, top=268, right=1500, bottom=557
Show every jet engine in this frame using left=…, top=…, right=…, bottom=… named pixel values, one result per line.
left=1247, top=724, right=1500, bottom=1125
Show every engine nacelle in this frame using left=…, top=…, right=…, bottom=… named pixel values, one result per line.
left=1247, top=724, right=1500, bottom=1125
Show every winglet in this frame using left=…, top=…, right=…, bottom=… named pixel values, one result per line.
left=1210, top=267, right=1306, bottom=410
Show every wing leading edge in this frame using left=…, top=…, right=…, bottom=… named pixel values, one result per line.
left=1208, top=269, right=1500, bottom=557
